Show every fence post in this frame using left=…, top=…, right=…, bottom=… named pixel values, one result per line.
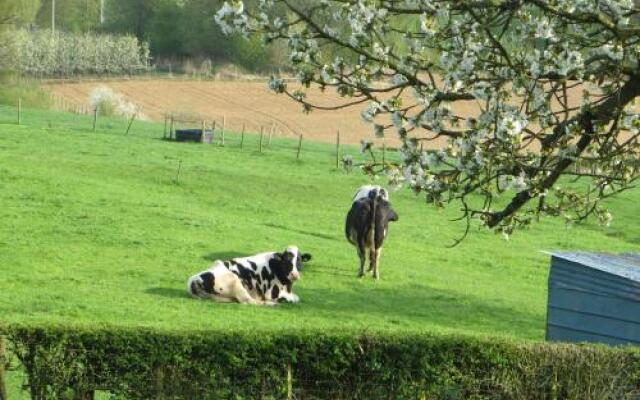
left=221, top=115, right=226, bottom=146
left=382, top=140, right=386, bottom=167
left=17, top=97, right=21, bottom=125
left=125, top=113, right=136, bottom=135
left=163, top=117, right=167, bottom=139
left=92, top=107, right=98, bottom=132
left=296, top=134, right=303, bottom=160
left=268, top=124, right=273, bottom=146
left=175, top=159, right=182, bottom=184
left=240, top=124, right=245, bottom=151
left=335, top=130, right=340, bottom=168
left=286, top=363, right=293, bottom=400
left=170, top=117, right=174, bottom=140
left=0, top=336, right=6, bottom=400
left=259, top=126, right=264, bottom=153
left=201, top=120, right=206, bottom=143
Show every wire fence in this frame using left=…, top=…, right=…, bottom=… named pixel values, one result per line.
left=0, top=100, right=402, bottom=172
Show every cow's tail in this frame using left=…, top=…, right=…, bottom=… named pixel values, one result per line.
left=368, top=188, right=379, bottom=249
left=187, top=275, right=204, bottom=298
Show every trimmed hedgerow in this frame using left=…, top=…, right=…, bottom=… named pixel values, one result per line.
left=1, top=326, right=639, bottom=399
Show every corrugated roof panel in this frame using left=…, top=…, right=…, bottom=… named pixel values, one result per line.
left=550, top=252, right=640, bottom=283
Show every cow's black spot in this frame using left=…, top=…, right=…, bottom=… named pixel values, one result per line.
left=249, top=261, right=258, bottom=271
left=271, top=285, right=280, bottom=299
left=223, top=261, right=231, bottom=268
left=199, top=272, right=216, bottom=294
left=261, top=268, right=270, bottom=281
left=269, top=255, right=294, bottom=284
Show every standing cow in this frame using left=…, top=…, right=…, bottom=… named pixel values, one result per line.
left=345, top=185, right=398, bottom=279
left=187, top=246, right=312, bottom=305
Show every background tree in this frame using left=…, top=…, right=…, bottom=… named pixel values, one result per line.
left=36, top=0, right=100, bottom=33
left=217, top=0, right=640, bottom=239
left=0, top=0, right=40, bottom=70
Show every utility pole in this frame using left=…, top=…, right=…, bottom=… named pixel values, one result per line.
left=100, top=0, right=105, bottom=24
left=51, top=0, right=55, bottom=35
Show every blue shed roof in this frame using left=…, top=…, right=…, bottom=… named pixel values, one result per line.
left=550, top=252, right=640, bottom=283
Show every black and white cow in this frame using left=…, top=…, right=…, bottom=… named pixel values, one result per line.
left=345, top=185, right=398, bottom=279
left=187, top=246, right=312, bottom=305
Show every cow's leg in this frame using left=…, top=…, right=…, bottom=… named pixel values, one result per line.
left=357, top=239, right=367, bottom=277
left=373, top=247, right=381, bottom=280
left=278, top=292, right=300, bottom=303
left=231, top=279, right=264, bottom=305
left=368, top=248, right=376, bottom=272
left=211, top=295, right=235, bottom=303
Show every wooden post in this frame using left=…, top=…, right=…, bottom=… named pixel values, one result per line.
left=125, top=113, right=136, bottom=135
left=296, top=134, right=303, bottom=160
left=240, top=124, right=245, bottom=151
left=163, top=117, right=167, bottom=139
left=259, top=126, right=264, bottom=153
left=0, top=337, right=6, bottom=400
left=221, top=115, right=226, bottom=146
left=92, top=107, right=98, bottom=132
left=335, top=130, right=340, bottom=168
left=211, top=120, right=216, bottom=140
left=201, top=120, right=206, bottom=143
left=382, top=140, right=386, bottom=167
left=286, top=363, right=293, bottom=400
left=268, top=124, right=273, bottom=146
left=17, top=97, right=21, bottom=125
left=170, top=117, right=174, bottom=140
left=175, top=160, right=182, bottom=183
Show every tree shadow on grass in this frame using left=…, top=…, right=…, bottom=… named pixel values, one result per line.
left=263, top=223, right=338, bottom=242
left=201, top=251, right=247, bottom=262
left=146, top=287, right=189, bottom=300
left=296, top=283, right=544, bottom=338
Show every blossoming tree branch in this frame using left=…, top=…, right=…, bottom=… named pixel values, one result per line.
left=217, top=0, right=640, bottom=239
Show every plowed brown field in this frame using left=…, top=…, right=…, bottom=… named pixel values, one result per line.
left=44, top=79, right=404, bottom=146
left=44, top=78, right=597, bottom=147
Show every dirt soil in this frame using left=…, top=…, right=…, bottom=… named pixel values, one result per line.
left=44, top=79, right=391, bottom=145
left=44, top=78, right=592, bottom=147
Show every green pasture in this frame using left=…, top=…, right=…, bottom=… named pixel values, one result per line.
left=0, top=105, right=638, bottom=342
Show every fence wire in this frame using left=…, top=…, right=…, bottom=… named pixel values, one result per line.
left=0, top=103, right=401, bottom=172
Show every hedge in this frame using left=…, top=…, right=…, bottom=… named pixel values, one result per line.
left=0, top=326, right=639, bottom=399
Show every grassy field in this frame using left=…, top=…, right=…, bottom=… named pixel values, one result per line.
left=1, top=104, right=639, bottom=344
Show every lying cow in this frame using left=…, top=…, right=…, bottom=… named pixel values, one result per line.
left=187, top=246, right=312, bottom=305
left=345, top=186, right=398, bottom=279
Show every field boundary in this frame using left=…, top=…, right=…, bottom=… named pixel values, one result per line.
left=2, top=326, right=639, bottom=400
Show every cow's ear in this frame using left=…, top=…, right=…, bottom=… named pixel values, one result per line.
left=301, top=253, right=312, bottom=262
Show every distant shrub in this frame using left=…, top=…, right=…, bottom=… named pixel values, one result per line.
left=11, top=29, right=150, bottom=77
left=88, top=86, right=141, bottom=118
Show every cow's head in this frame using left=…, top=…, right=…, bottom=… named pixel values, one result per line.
left=381, top=200, right=399, bottom=223
left=271, top=246, right=312, bottom=283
